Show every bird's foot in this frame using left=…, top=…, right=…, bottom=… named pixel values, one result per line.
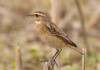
left=41, top=59, right=58, bottom=67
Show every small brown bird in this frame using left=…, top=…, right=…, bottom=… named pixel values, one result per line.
left=28, top=11, right=83, bottom=63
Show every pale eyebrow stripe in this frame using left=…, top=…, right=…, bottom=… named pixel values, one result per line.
left=33, top=13, right=46, bottom=17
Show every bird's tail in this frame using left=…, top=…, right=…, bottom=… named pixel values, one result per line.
left=70, top=46, right=83, bottom=55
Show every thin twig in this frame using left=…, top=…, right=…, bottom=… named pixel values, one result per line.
left=16, top=46, right=22, bottom=70
left=75, top=0, right=90, bottom=54
left=82, top=48, right=86, bottom=70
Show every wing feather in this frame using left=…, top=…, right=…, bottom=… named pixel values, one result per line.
left=45, top=22, right=77, bottom=47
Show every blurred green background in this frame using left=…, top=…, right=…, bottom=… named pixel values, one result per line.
left=0, top=0, right=100, bottom=70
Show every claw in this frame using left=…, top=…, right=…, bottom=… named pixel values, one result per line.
left=53, top=60, right=58, bottom=68
left=41, top=59, right=58, bottom=67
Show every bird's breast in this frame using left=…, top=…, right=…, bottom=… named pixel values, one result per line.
left=36, top=24, right=68, bottom=48
left=36, top=24, right=49, bottom=35
left=36, top=23, right=53, bottom=44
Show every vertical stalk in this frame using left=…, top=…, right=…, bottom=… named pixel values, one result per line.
left=82, top=48, right=86, bottom=70
left=16, top=46, right=22, bottom=70
left=75, top=0, right=90, bottom=54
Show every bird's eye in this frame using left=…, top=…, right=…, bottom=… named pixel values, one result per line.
left=35, top=14, right=39, bottom=17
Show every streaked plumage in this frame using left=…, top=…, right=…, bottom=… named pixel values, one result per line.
left=28, top=11, right=83, bottom=63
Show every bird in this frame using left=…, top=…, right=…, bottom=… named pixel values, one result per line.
left=28, top=11, right=83, bottom=64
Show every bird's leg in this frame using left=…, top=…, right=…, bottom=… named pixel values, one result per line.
left=41, top=48, right=62, bottom=67
left=50, top=48, right=62, bottom=67
left=41, top=48, right=62, bottom=61
left=51, top=48, right=62, bottom=61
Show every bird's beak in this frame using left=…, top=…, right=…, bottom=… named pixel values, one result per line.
left=28, top=13, right=34, bottom=17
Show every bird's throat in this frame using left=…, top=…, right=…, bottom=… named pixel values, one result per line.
left=35, top=21, right=42, bottom=25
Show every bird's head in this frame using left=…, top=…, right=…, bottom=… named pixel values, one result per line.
left=28, top=11, right=51, bottom=24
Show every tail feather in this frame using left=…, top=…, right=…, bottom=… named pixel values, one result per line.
left=70, top=46, right=83, bottom=55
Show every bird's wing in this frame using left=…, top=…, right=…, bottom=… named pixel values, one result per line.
left=45, top=22, right=77, bottom=47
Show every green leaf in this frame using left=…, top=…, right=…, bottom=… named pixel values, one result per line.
left=60, top=51, right=65, bottom=56
left=97, top=55, right=100, bottom=62
left=29, top=48, right=43, bottom=56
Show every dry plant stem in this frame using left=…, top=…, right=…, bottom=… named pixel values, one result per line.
left=82, top=48, right=86, bottom=70
left=16, top=46, right=22, bottom=70
left=75, top=0, right=90, bottom=54
left=43, top=62, right=49, bottom=70
left=59, top=7, right=77, bottom=28
left=50, top=0, right=65, bottom=24
left=87, top=6, right=100, bottom=30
